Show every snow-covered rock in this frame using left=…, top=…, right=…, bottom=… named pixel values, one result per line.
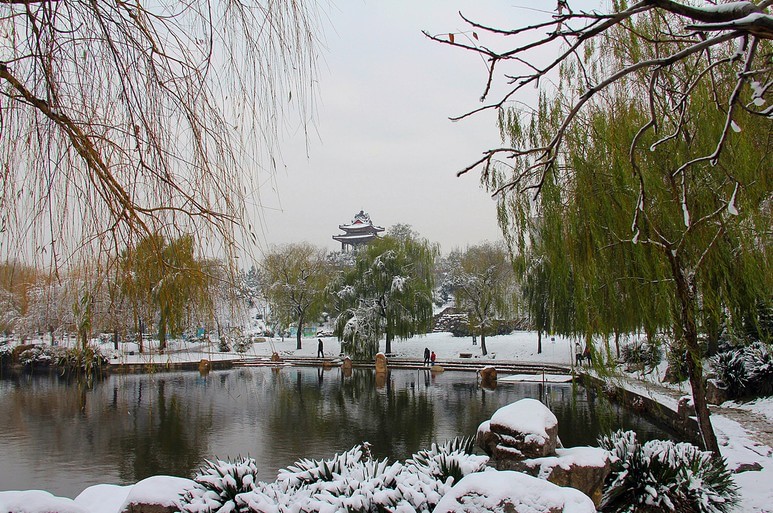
left=432, top=470, right=596, bottom=513
left=118, top=476, right=195, bottom=513
left=479, top=398, right=559, bottom=460
left=0, top=491, right=88, bottom=513
left=75, top=484, right=132, bottom=513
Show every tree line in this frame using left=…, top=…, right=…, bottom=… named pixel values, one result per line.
left=0, top=225, right=519, bottom=357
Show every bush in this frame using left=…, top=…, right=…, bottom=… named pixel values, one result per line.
left=710, top=341, right=773, bottom=399
left=16, top=344, right=58, bottom=368
left=621, top=339, right=662, bottom=372
left=56, top=346, right=108, bottom=376
left=180, top=456, right=259, bottom=513
left=663, top=347, right=689, bottom=383
left=598, top=430, right=737, bottom=513
left=178, top=440, right=489, bottom=513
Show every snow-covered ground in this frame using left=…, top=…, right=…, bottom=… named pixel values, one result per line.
left=2, top=331, right=771, bottom=512
left=105, top=330, right=576, bottom=367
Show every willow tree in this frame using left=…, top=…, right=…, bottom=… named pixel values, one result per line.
left=450, top=242, right=516, bottom=356
left=0, top=1, right=321, bottom=269
left=121, top=234, right=212, bottom=352
left=454, top=3, right=771, bottom=454
left=262, top=243, right=331, bottom=350
left=334, top=234, right=437, bottom=358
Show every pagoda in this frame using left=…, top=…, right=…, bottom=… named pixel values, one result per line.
left=333, top=210, right=385, bottom=251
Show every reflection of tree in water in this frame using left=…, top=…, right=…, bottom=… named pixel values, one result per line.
left=115, top=376, right=214, bottom=482
left=265, top=368, right=438, bottom=462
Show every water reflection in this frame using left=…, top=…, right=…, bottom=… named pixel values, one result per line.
left=0, top=368, right=675, bottom=498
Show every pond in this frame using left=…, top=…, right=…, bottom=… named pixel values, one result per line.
left=0, top=367, right=676, bottom=498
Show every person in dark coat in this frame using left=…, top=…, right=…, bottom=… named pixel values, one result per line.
left=423, top=347, right=430, bottom=366
left=317, top=338, right=324, bottom=358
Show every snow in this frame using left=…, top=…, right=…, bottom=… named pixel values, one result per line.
left=0, top=491, right=88, bottom=513
left=119, top=476, right=195, bottom=510
left=433, top=470, right=596, bottom=513
left=490, top=398, right=558, bottom=438
left=74, top=485, right=131, bottom=513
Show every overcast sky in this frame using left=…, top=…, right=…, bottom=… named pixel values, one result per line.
left=255, top=1, right=600, bottom=255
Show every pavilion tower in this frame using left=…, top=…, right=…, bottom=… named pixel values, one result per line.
left=333, top=210, right=384, bottom=251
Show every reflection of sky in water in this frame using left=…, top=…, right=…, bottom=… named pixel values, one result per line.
left=0, top=368, right=675, bottom=498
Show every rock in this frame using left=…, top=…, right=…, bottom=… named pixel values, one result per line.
left=511, top=447, right=610, bottom=507
left=734, top=461, right=763, bottom=473
left=677, top=395, right=696, bottom=420
left=430, top=365, right=444, bottom=373
left=76, top=484, right=132, bottom=513
left=489, top=398, right=559, bottom=460
left=0, top=490, right=88, bottom=513
left=198, top=359, right=211, bottom=374
left=476, top=420, right=498, bottom=457
left=433, top=470, right=596, bottom=513
left=270, top=352, right=282, bottom=362
left=342, top=356, right=353, bottom=371
left=119, top=476, right=195, bottom=513
left=479, top=366, right=497, bottom=389
left=375, top=352, right=388, bottom=374
left=705, top=378, right=728, bottom=405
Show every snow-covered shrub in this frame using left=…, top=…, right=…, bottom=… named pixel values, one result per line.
left=621, top=339, right=662, bottom=372
left=710, top=348, right=748, bottom=397
left=181, top=441, right=489, bottom=513
left=56, top=346, right=107, bottom=376
left=598, top=430, right=737, bottom=513
left=0, top=343, right=13, bottom=367
left=406, top=436, right=482, bottom=483
left=218, top=338, right=231, bottom=352
left=745, top=341, right=773, bottom=396
left=17, top=344, right=58, bottom=368
left=179, top=456, right=259, bottom=513
left=664, top=347, right=689, bottom=383
left=232, top=337, right=253, bottom=354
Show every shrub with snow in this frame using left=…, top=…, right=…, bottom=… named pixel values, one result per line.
left=621, top=339, right=662, bottom=373
left=598, top=430, right=737, bottom=513
left=710, top=341, right=773, bottom=399
left=180, top=456, right=259, bottom=513
left=178, top=440, right=489, bottom=513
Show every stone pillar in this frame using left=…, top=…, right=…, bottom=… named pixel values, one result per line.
left=375, top=352, right=388, bottom=374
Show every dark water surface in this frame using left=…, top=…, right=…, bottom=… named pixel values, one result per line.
left=0, top=367, right=675, bottom=498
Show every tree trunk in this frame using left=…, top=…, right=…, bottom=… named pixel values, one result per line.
left=669, top=252, right=721, bottom=456
left=481, top=330, right=488, bottom=356
left=158, top=314, right=167, bottom=353
left=537, top=329, right=542, bottom=354
left=296, top=313, right=304, bottom=350
left=385, top=330, right=393, bottom=355
left=614, top=331, right=620, bottom=360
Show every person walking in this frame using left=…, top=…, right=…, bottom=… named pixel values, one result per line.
left=423, top=347, right=430, bottom=366
left=430, top=351, right=436, bottom=366
left=317, top=338, right=324, bottom=358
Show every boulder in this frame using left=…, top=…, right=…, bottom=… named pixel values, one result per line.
left=342, top=356, right=353, bottom=371
left=433, top=470, right=596, bottom=513
left=510, top=447, right=610, bottom=507
left=198, top=359, right=211, bottom=374
left=479, top=366, right=497, bottom=389
left=0, top=490, right=88, bottom=513
left=270, top=352, right=282, bottom=362
left=488, top=398, right=559, bottom=460
left=119, top=476, right=195, bottom=513
left=705, top=378, right=729, bottom=405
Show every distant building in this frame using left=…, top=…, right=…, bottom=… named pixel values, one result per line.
left=333, top=210, right=385, bottom=251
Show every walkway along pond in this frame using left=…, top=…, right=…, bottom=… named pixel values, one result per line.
left=0, top=366, right=677, bottom=498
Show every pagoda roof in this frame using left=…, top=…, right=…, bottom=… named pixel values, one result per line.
left=332, top=233, right=380, bottom=243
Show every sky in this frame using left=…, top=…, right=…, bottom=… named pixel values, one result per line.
left=254, top=1, right=600, bottom=255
